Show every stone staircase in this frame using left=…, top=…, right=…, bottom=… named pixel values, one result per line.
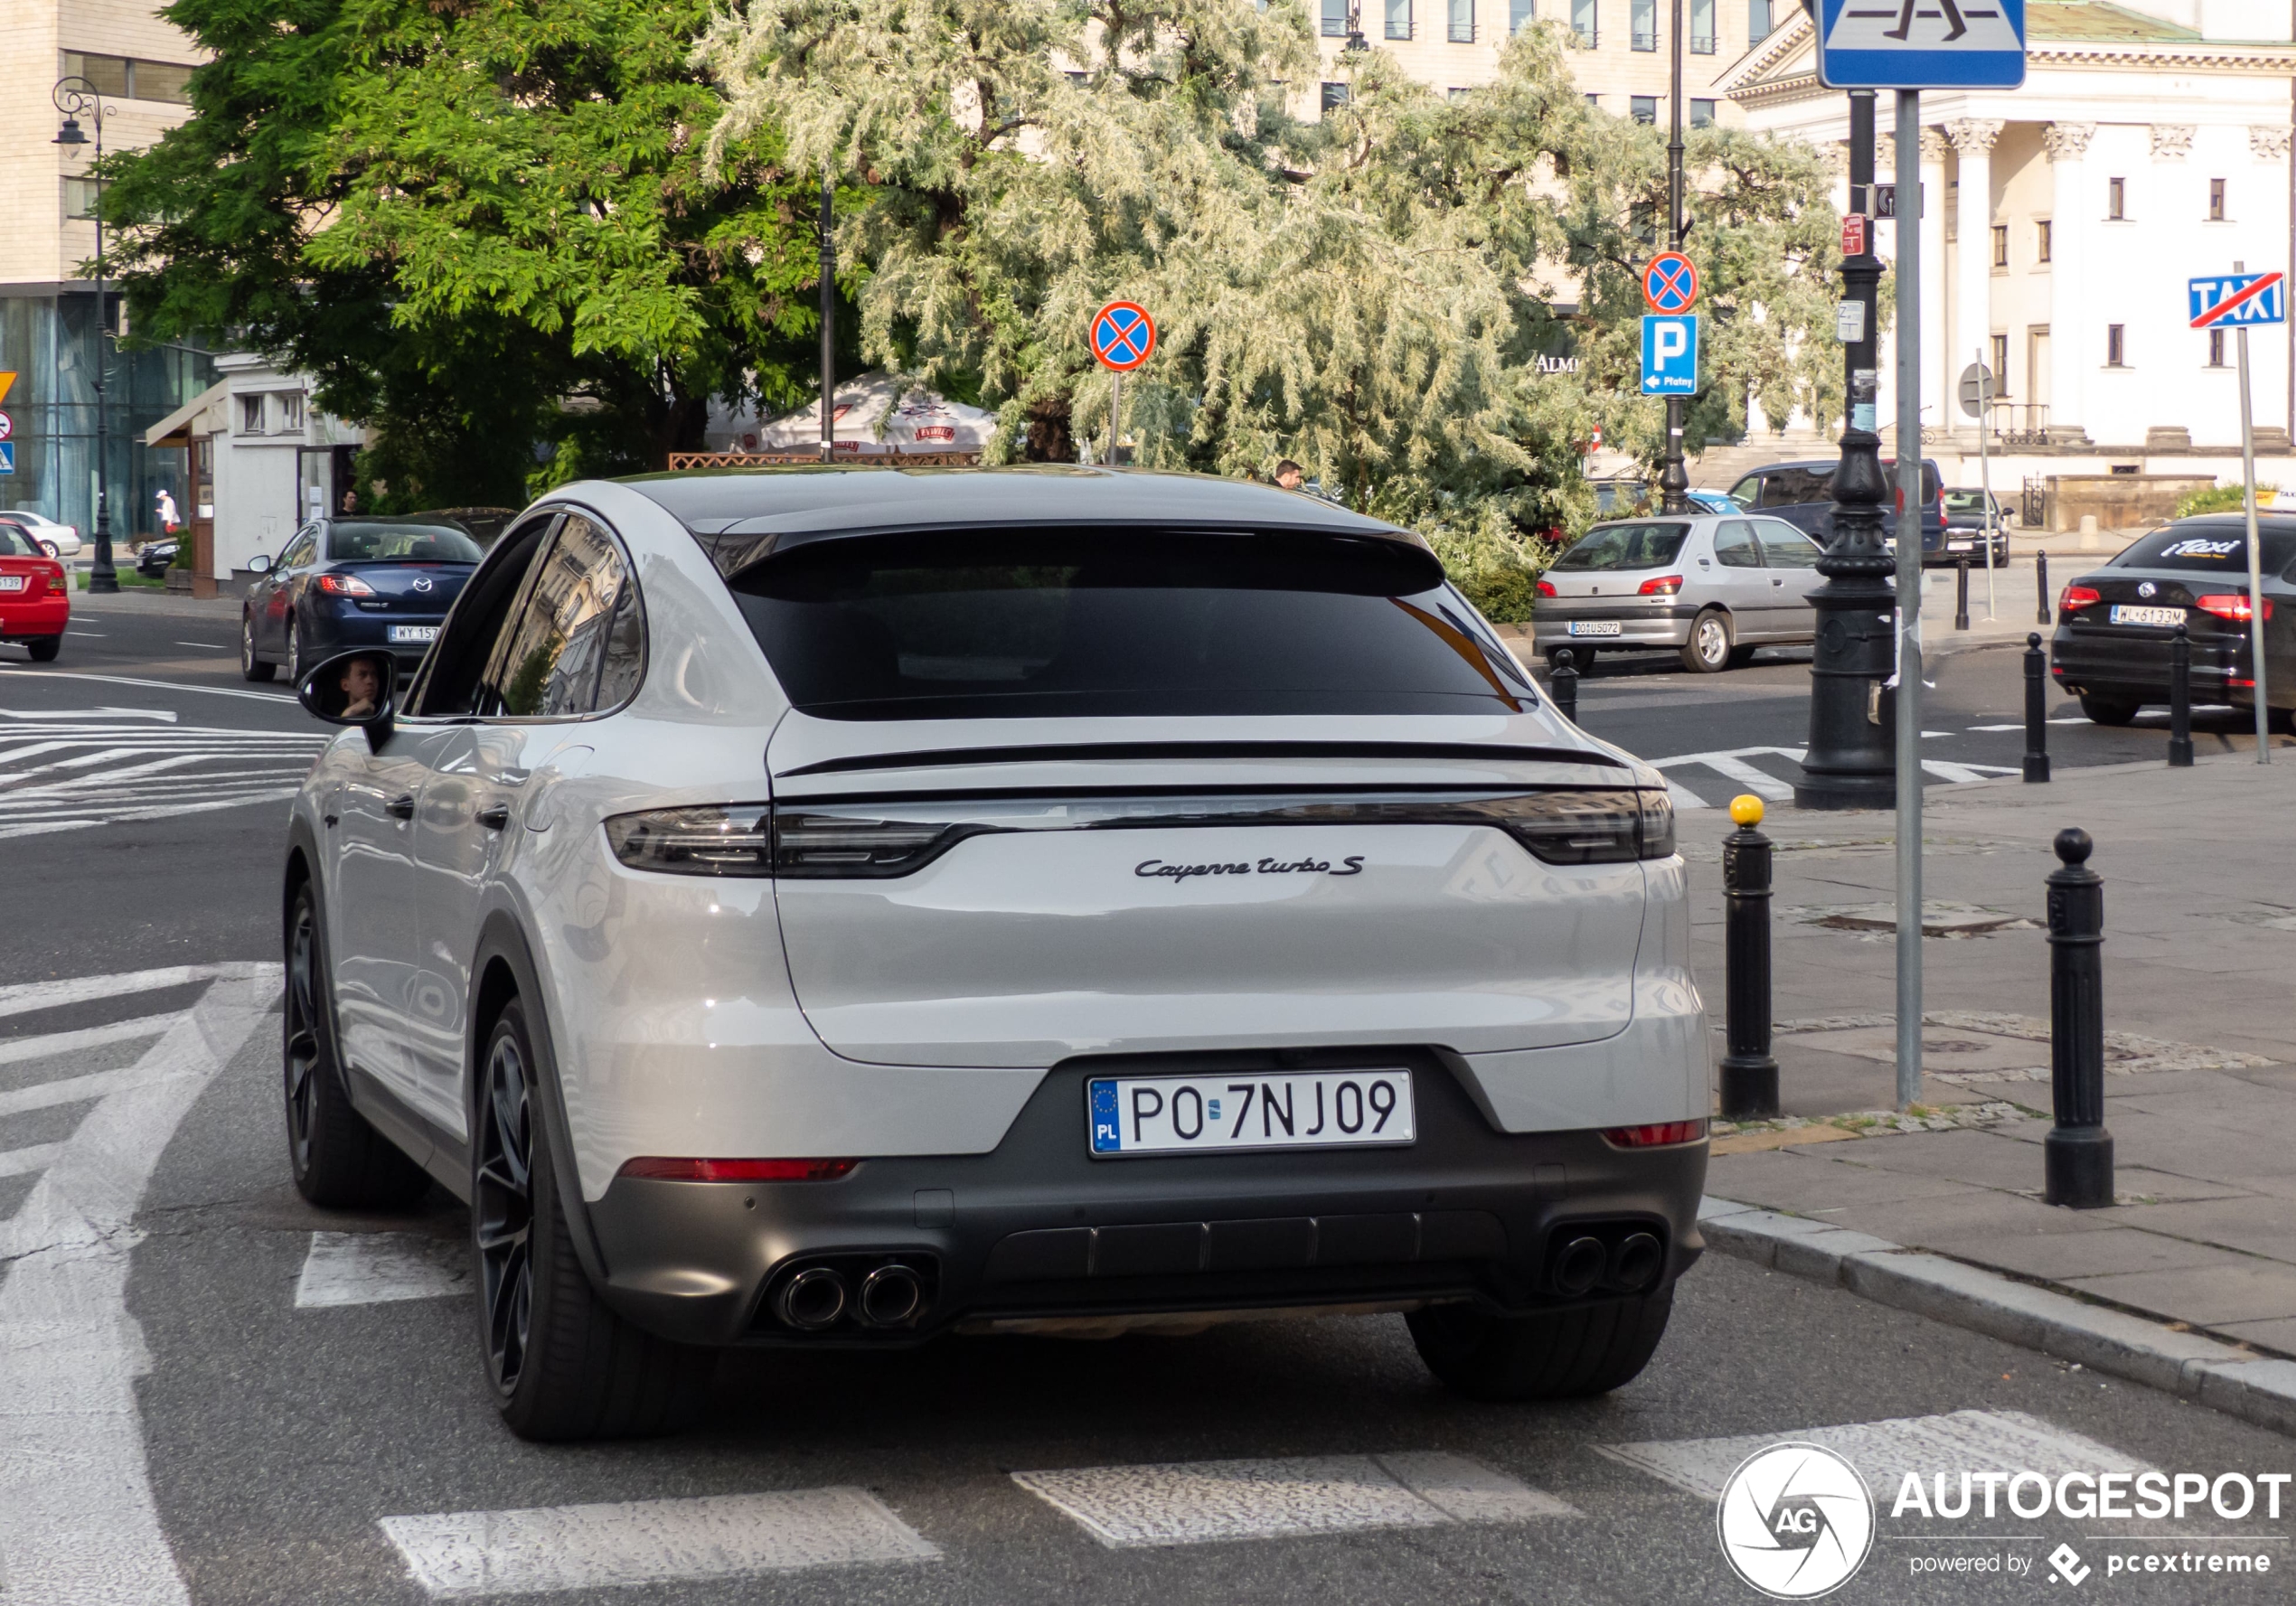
left=1684, top=433, right=1834, bottom=492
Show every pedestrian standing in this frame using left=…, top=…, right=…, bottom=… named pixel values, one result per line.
left=155, top=488, right=179, bottom=534
left=1274, top=460, right=1304, bottom=492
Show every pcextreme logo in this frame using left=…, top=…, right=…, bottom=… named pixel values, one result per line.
left=1717, top=1442, right=1877, bottom=1599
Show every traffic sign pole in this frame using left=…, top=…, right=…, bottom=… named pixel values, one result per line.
left=1661, top=0, right=1688, bottom=513
left=2237, top=320, right=2271, bottom=763
left=1894, top=87, right=1925, bottom=1111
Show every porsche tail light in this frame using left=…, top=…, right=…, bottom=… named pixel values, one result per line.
left=1602, top=1120, right=1708, bottom=1148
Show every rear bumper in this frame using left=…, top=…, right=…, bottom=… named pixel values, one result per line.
left=306, top=606, right=451, bottom=653
left=2050, top=625, right=2242, bottom=700
left=583, top=1050, right=1708, bottom=1348
left=1530, top=602, right=1698, bottom=652
left=0, top=597, right=70, bottom=638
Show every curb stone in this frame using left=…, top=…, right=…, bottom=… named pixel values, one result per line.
left=1698, top=1197, right=2296, bottom=1438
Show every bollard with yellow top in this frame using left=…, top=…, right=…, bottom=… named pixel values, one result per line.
left=1718, top=794, right=1780, bottom=1119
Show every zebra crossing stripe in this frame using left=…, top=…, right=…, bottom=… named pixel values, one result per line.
left=378, top=1489, right=940, bottom=1598
left=296, top=1232, right=469, bottom=1308
left=0, top=717, right=325, bottom=836
left=1598, top=1409, right=2148, bottom=1502
left=1011, top=1451, right=1576, bottom=1548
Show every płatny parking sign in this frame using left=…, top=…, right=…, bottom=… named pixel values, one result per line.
left=2188, top=272, right=2287, bottom=329
left=1640, top=315, right=1698, bottom=397
left=1817, top=0, right=2027, bottom=89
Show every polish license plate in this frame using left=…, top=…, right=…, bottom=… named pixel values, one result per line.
left=1946, top=540, right=1973, bottom=552
left=387, top=625, right=439, bottom=643
left=0, top=577, right=23, bottom=592
left=2109, top=605, right=2185, bottom=628
left=1088, top=1069, right=1416, bottom=1156
left=1568, top=620, right=1623, bottom=636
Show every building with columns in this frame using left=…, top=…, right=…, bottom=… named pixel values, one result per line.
left=1717, top=1, right=2296, bottom=509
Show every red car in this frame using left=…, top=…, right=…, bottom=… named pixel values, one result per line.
left=0, top=524, right=68, bottom=660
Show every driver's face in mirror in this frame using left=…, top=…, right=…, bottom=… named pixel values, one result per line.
left=318, top=654, right=390, bottom=720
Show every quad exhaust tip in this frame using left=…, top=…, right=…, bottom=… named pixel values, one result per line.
left=1609, top=1231, right=1662, bottom=1293
left=1553, top=1235, right=1608, bottom=1297
left=859, top=1263, right=926, bottom=1328
left=776, top=1266, right=848, bottom=1330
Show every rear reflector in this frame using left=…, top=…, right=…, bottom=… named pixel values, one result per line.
left=616, top=1157, right=858, bottom=1182
left=1601, top=1120, right=1708, bottom=1148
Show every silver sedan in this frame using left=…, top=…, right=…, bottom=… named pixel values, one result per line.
left=1532, top=512, right=1826, bottom=673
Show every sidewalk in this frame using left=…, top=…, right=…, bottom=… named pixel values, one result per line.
left=1685, top=752, right=2296, bottom=1366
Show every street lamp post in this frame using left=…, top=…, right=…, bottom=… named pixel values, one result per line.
left=1793, top=90, right=1896, bottom=808
left=53, top=78, right=120, bottom=594
left=1659, top=0, right=1688, bottom=512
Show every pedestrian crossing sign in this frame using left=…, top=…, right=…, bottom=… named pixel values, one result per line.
left=1817, top=0, right=2026, bottom=90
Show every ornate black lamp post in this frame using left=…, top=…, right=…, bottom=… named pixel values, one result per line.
left=1659, top=0, right=1689, bottom=512
left=53, top=77, right=120, bottom=595
left=1794, top=90, right=1895, bottom=808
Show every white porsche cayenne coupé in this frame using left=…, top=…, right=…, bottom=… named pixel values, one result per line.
left=285, top=467, right=1709, bottom=1441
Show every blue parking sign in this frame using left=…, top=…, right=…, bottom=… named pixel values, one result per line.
left=1641, top=315, right=1699, bottom=396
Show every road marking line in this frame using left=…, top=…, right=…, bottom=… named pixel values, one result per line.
left=1920, top=758, right=2020, bottom=784
left=1011, top=1452, right=1576, bottom=1548
left=0, top=1141, right=63, bottom=1179
left=296, top=1232, right=470, bottom=1307
left=378, top=1489, right=940, bottom=1598
left=0, top=669, right=299, bottom=703
left=1598, top=1409, right=2148, bottom=1503
left=0, top=1012, right=180, bottom=1067
left=0, top=971, right=273, bottom=1606
left=173, top=642, right=228, bottom=651
left=0, top=707, right=178, bottom=723
left=0, top=962, right=276, bottom=1022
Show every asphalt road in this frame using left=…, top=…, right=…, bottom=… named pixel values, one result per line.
left=3, top=596, right=2291, bottom=1604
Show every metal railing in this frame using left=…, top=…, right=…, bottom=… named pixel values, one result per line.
left=1690, top=31, right=1717, bottom=51
left=1988, top=402, right=2051, bottom=446
left=1631, top=26, right=1658, bottom=48
left=1449, top=14, right=1475, bottom=39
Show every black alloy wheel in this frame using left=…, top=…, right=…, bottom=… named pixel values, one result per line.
left=284, top=892, right=322, bottom=1176
left=475, top=1021, right=536, bottom=1399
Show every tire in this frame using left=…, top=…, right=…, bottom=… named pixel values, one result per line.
left=24, top=636, right=60, bottom=663
left=286, top=615, right=306, bottom=685
left=1407, top=1287, right=1674, bottom=1402
left=241, top=612, right=276, bottom=682
left=475, top=999, right=710, bottom=1441
left=2079, top=692, right=2141, bottom=727
left=283, top=878, right=431, bottom=1209
left=1680, top=609, right=1732, bottom=674
left=38, top=540, right=57, bottom=558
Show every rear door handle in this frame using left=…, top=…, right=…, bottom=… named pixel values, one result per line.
left=476, top=803, right=511, bottom=830
left=386, top=793, right=416, bottom=821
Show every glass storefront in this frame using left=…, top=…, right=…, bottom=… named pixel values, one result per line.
left=0, top=289, right=214, bottom=542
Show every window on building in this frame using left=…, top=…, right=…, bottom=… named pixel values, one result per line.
left=1689, top=0, right=1715, bottom=52
left=1321, top=81, right=1350, bottom=114
left=1631, top=95, right=1658, bottom=124
left=1750, top=0, right=1773, bottom=40
left=1990, top=224, right=2008, bottom=268
left=240, top=395, right=266, bottom=435
left=2036, top=220, right=2051, bottom=263
left=2208, top=178, right=2225, bottom=221
left=1447, top=86, right=1472, bottom=101
left=1450, top=0, right=1475, bottom=40
left=1690, top=99, right=1716, bottom=127
left=1322, top=0, right=1349, bottom=36
left=2209, top=328, right=2227, bottom=367
left=1387, top=0, right=1413, bottom=38
left=1572, top=0, right=1597, bottom=45
left=278, top=391, right=305, bottom=432
left=1990, top=333, right=2009, bottom=393
left=1585, top=92, right=1600, bottom=107
left=1510, top=0, right=1535, bottom=30
left=2107, top=177, right=2124, bottom=220
left=2106, top=324, right=2126, bottom=367
left=62, top=177, right=99, bottom=221
left=1631, top=0, right=1656, bottom=48
left=61, top=52, right=194, bottom=106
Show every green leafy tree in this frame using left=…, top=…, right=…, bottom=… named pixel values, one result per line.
left=105, top=0, right=841, bottom=507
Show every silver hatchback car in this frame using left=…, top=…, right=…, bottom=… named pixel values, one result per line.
left=1532, top=513, right=1826, bottom=673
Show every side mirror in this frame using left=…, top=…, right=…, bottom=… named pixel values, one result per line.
left=248, top=553, right=274, bottom=576
left=298, top=648, right=400, bottom=751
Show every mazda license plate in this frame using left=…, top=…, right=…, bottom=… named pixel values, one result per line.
left=1088, top=1069, right=1415, bottom=1156
left=2109, top=605, right=2185, bottom=628
left=388, top=625, right=439, bottom=643
left=1568, top=620, right=1623, bottom=636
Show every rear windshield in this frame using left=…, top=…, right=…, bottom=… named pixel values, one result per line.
left=729, top=528, right=1536, bottom=720
left=2115, top=524, right=2296, bottom=575
left=0, top=528, right=39, bottom=558
left=1552, top=522, right=1689, bottom=572
left=328, top=522, right=485, bottom=563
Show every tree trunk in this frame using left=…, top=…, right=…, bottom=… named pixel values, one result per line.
left=1022, top=395, right=1074, bottom=463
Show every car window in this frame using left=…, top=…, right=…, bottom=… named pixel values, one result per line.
left=1756, top=521, right=1824, bottom=568
left=328, top=521, right=486, bottom=563
left=729, top=527, right=1535, bottom=721
left=410, top=515, right=560, bottom=718
left=479, top=514, right=631, bottom=718
left=279, top=528, right=319, bottom=569
left=1713, top=521, right=1763, bottom=568
left=1551, top=522, right=1689, bottom=572
left=591, top=583, right=645, bottom=711
left=1727, top=477, right=1759, bottom=506
left=1755, top=467, right=1833, bottom=508
left=0, top=528, right=40, bottom=558
left=2113, top=523, right=2296, bottom=575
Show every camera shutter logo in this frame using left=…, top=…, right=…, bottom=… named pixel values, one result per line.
left=1716, top=1442, right=1875, bottom=1598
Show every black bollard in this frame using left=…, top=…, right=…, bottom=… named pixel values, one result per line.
left=2023, top=633, right=2051, bottom=783
left=2168, top=623, right=2194, bottom=768
left=2044, top=828, right=2114, bottom=1208
left=1718, top=795, right=1780, bottom=1120
left=1549, top=648, right=1579, bottom=724
left=1954, top=558, right=1971, bottom=631
left=2037, top=549, right=2052, bottom=626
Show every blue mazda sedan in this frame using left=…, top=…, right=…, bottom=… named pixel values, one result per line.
left=240, top=515, right=486, bottom=683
